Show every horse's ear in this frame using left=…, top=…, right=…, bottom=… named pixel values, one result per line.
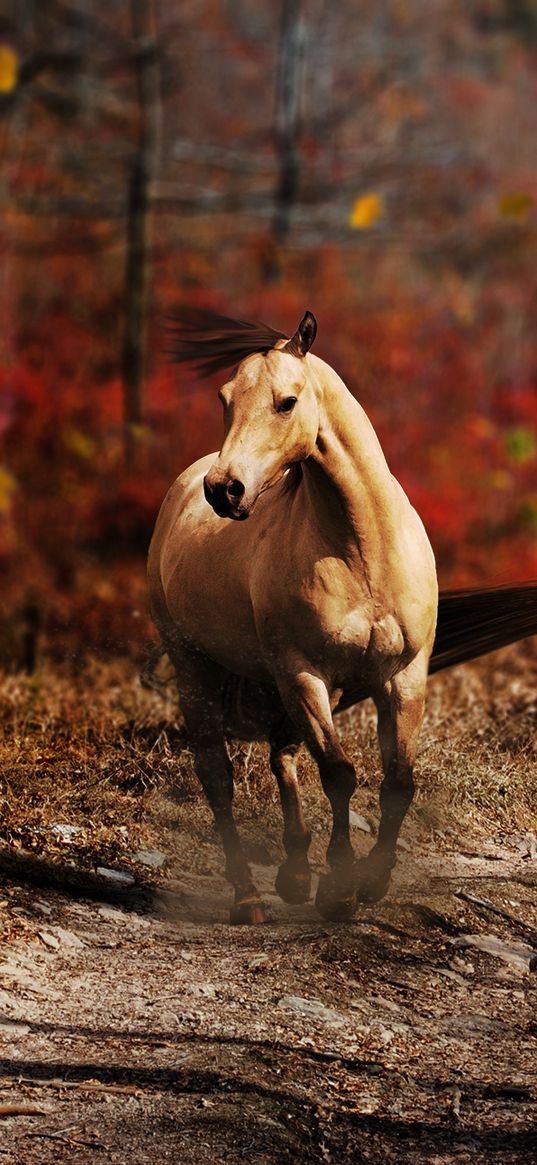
left=283, top=311, right=317, bottom=358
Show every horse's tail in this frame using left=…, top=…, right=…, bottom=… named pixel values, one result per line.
left=334, top=580, right=537, bottom=716
left=429, top=580, right=537, bottom=674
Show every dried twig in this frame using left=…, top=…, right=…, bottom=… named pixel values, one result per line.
left=24, top=1129, right=104, bottom=1149
left=11, top=1076, right=141, bottom=1097
left=454, top=890, right=537, bottom=947
left=0, top=1103, right=47, bottom=1117
left=402, top=901, right=462, bottom=935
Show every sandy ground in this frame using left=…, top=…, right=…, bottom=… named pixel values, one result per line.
left=0, top=787, right=536, bottom=1165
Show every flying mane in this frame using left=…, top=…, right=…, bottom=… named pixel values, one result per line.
left=168, top=308, right=288, bottom=377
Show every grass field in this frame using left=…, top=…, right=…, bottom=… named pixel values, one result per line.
left=0, top=641, right=535, bottom=884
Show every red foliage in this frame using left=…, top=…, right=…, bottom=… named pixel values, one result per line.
left=1, top=242, right=536, bottom=658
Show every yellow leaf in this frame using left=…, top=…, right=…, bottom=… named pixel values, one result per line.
left=129, top=424, right=152, bottom=444
left=64, top=428, right=96, bottom=460
left=498, top=191, right=534, bottom=221
left=349, top=193, right=384, bottom=230
left=0, top=45, right=19, bottom=93
left=0, top=466, right=17, bottom=512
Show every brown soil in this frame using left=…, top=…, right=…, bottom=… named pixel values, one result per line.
left=0, top=647, right=536, bottom=1163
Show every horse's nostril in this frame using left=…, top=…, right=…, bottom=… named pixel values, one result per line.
left=203, top=477, right=214, bottom=504
left=227, top=479, right=245, bottom=499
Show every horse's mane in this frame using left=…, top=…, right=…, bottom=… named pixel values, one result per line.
left=168, top=308, right=288, bottom=377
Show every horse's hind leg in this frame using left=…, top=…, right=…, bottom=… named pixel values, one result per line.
left=169, top=647, right=267, bottom=925
left=276, top=669, right=357, bottom=921
left=356, top=652, right=428, bottom=904
left=269, top=720, right=311, bottom=904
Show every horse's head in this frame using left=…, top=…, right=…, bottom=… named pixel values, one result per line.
left=203, top=312, right=318, bottom=520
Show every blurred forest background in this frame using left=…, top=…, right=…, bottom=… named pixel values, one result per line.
left=1, top=0, right=537, bottom=665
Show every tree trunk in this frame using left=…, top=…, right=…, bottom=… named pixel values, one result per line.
left=121, top=0, right=161, bottom=466
left=266, top=0, right=304, bottom=281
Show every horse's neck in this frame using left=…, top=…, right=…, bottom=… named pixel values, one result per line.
left=303, top=358, right=400, bottom=576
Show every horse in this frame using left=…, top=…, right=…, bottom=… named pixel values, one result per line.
left=148, top=310, right=438, bottom=924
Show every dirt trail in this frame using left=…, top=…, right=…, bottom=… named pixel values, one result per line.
left=0, top=807, right=536, bottom=1165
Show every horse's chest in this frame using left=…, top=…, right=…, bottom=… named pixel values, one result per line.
left=317, top=607, right=408, bottom=694
left=277, top=551, right=408, bottom=679
left=323, top=604, right=371, bottom=654
left=301, top=558, right=373, bottom=651
left=321, top=607, right=403, bottom=657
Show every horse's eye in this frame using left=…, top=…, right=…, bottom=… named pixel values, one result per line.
left=277, top=396, right=297, bottom=414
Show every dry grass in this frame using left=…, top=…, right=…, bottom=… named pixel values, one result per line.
left=418, top=639, right=537, bottom=833
left=0, top=658, right=190, bottom=872
left=0, top=642, right=535, bottom=875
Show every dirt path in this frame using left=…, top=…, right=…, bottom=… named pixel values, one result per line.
left=0, top=811, right=536, bottom=1165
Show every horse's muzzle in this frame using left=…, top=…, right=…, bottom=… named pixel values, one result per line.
left=203, top=476, right=249, bottom=520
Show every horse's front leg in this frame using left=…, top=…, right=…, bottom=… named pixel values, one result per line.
left=168, top=644, right=267, bottom=925
left=277, top=669, right=358, bottom=921
left=356, top=652, right=428, bottom=903
left=186, top=724, right=267, bottom=924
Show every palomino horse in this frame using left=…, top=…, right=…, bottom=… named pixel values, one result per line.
left=148, top=311, right=438, bottom=923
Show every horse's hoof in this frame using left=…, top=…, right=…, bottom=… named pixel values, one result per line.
left=275, top=860, right=312, bottom=904
left=355, top=877, right=390, bottom=904
left=229, top=897, right=268, bottom=925
left=315, top=873, right=357, bottom=922
left=354, top=858, right=391, bottom=904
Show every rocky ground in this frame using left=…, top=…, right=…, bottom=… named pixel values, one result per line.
left=0, top=649, right=536, bottom=1163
